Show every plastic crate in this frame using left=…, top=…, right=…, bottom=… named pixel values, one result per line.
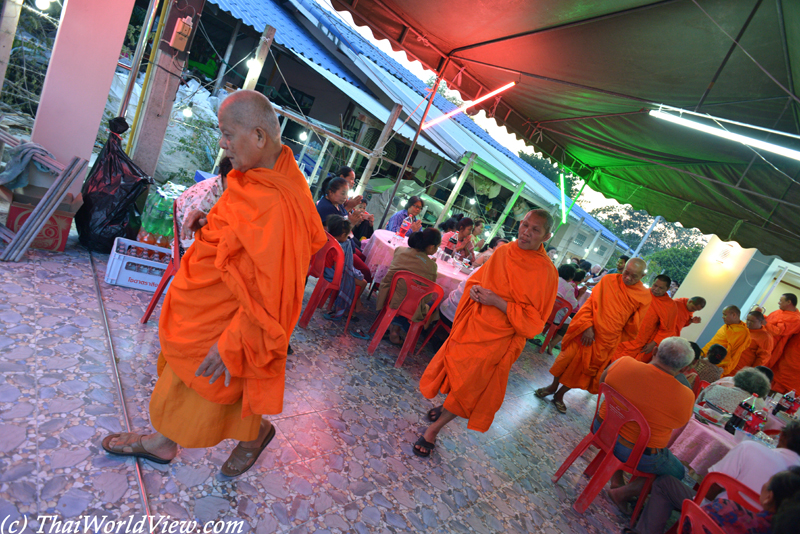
left=104, top=237, right=172, bottom=293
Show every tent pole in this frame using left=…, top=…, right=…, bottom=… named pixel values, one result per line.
left=758, top=265, right=790, bottom=308
left=378, top=64, right=448, bottom=229
left=356, top=103, right=403, bottom=197
left=212, top=19, right=241, bottom=96
left=487, top=182, right=524, bottom=241
left=435, top=153, right=477, bottom=226
left=118, top=0, right=160, bottom=118
left=633, top=216, right=662, bottom=257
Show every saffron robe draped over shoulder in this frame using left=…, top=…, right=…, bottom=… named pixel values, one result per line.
left=764, top=309, right=800, bottom=367
left=673, top=298, right=695, bottom=337
left=611, top=293, right=677, bottom=364
left=158, top=146, right=327, bottom=418
left=550, top=274, right=651, bottom=394
left=732, top=328, right=774, bottom=374
left=773, top=334, right=800, bottom=394
left=702, top=322, right=751, bottom=377
left=419, top=242, right=558, bottom=432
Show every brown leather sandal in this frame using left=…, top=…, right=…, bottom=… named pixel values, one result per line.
left=101, top=433, right=173, bottom=465
left=220, top=424, right=276, bottom=477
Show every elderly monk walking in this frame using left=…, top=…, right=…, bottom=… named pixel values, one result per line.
left=536, top=258, right=651, bottom=414
left=611, top=274, right=677, bottom=364
left=414, top=210, right=558, bottom=457
left=731, top=310, right=774, bottom=374
left=101, top=91, right=326, bottom=476
left=703, top=306, right=751, bottom=377
left=762, top=293, right=800, bottom=367
left=673, top=296, right=706, bottom=336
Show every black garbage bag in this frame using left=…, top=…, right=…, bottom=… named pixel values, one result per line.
left=75, top=117, right=153, bottom=253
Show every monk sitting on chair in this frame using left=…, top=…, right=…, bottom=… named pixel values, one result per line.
left=536, top=258, right=651, bottom=414
left=672, top=295, right=705, bottom=336
left=414, top=210, right=559, bottom=457
left=611, top=274, right=677, bottom=364
left=703, top=305, right=751, bottom=377
left=100, top=90, right=326, bottom=477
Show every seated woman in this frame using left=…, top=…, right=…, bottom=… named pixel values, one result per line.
left=440, top=217, right=475, bottom=262
left=317, top=178, right=372, bottom=284
left=377, top=228, right=442, bottom=346
left=176, top=157, right=232, bottom=250
left=698, top=366, right=770, bottom=412
left=352, top=199, right=374, bottom=242
left=470, top=218, right=486, bottom=251
left=473, top=236, right=508, bottom=267
left=385, top=196, right=424, bottom=237
left=545, top=264, right=579, bottom=355
left=323, top=215, right=368, bottom=321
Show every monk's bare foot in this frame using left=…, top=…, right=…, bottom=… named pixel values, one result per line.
left=535, top=384, right=557, bottom=398
left=389, top=332, right=404, bottom=345
left=221, top=420, right=276, bottom=477
left=104, top=432, right=177, bottom=462
left=606, top=487, right=633, bottom=516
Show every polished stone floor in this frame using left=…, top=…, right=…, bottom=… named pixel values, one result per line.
left=0, top=236, right=631, bottom=533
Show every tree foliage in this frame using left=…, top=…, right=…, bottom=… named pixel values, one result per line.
left=589, top=205, right=707, bottom=257
left=517, top=151, right=580, bottom=198
left=645, top=246, right=704, bottom=285
left=425, top=76, right=463, bottom=107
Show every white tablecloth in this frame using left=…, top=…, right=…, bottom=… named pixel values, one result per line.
left=363, top=229, right=468, bottom=299
left=670, top=418, right=739, bottom=478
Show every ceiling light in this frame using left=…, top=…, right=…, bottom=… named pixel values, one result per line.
left=299, top=131, right=308, bottom=141
left=246, top=57, right=259, bottom=70
left=422, top=81, right=516, bottom=129
left=553, top=162, right=558, bottom=168
left=650, top=109, right=800, bottom=162
left=181, top=104, right=193, bottom=118
left=450, top=177, right=457, bottom=184
left=594, top=248, right=598, bottom=252
left=484, top=231, right=490, bottom=237
left=553, top=253, right=558, bottom=259
left=469, top=198, right=476, bottom=205
left=35, top=0, right=51, bottom=10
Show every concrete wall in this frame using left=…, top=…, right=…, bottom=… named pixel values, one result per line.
left=673, top=236, right=758, bottom=344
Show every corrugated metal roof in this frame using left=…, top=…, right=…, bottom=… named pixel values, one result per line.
left=304, top=1, right=631, bottom=250
left=206, top=0, right=368, bottom=90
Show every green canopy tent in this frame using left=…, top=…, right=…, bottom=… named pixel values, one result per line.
left=331, top=0, right=800, bottom=260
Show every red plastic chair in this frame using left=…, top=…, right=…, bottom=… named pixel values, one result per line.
left=298, top=233, right=344, bottom=329
left=141, top=200, right=181, bottom=324
left=665, top=472, right=761, bottom=534
left=552, top=383, right=656, bottom=526
left=538, top=296, right=574, bottom=354
left=416, top=319, right=451, bottom=355
left=693, top=379, right=711, bottom=400
left=367, top=270, right=444, bottom=367
left=676, top=500, right=725, bottom=534
left=343, top=284, right=364, bottom=333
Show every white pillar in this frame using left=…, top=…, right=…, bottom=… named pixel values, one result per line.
left=31, top=0, right=138, bottom=196
left=356, top=103, right=403, bottom=196
left=487, top=182, right=524, bottom=241
left=436, top=153, right=476, bottom=225
left=585, top=229, right=603, bottom=258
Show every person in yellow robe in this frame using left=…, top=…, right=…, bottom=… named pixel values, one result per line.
left=536, top=258, right=651, bottom=414
left=100, top=91, right=326, bottom=477
left=415, top=210, right=558, bottom=457
left=672, top=296, right=706, bottom=336
left=703, top=306, right=751, bottom=377
left=611, top=274, right=677, bottom=363
left=731, top=310, right=774, bottom=374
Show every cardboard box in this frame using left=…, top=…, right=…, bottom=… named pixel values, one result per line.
left=0, top=185, right=83, bottom=252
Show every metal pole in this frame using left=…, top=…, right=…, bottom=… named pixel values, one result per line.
left=243, top=25, right=276, bottom=90
left=356, top=103, right=403, bottom=197
left=759, top=265, right=790, bottom=308
left=585, top=229, right=603, bottom=257
left=435, top=153, right=477, bottom=225
left=118, top=0, right=160, bottom=118
left=633, top=215, right=662, bottom=257
left=378, top=74, right=445, bottom=229
left=212, top=19, right=241, bottom=96
left=310, top=137, right=331, bottom=187
left=486, top=183, right=524, bottom=242
left=279, top=116, right=288, bottom=136
left=297, top=137, right=311, bottom=174
left=347, top=148, right=357, bottom=167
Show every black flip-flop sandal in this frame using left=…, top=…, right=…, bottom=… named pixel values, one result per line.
left=412, top=436, right=436, bottom=458
left=427, top=406, right=443, bottom=422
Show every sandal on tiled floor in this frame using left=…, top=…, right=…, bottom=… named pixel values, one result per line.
left=413, top=435, right=436, bottom=458
left=220, top=424, right=276, bottom=477
left=102, top=433, right=173, bottom=465
left=535, top=388, right=551, bottom=399
left=553, top=399, right=568, bottom=414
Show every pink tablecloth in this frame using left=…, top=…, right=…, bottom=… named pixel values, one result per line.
left=363, top=229, right=468, bottom=298
left=670, top=418, right=739, bottom=478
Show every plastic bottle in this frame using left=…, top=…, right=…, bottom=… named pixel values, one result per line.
left=744, top=408, right=767, bottom=434
left=444, top=234, right=457, bottom=257
left=773, top=390, right=795, bottom=416
left=397, top=216, right=413, bottom=237
left=725, top=394, right=757, bottom=434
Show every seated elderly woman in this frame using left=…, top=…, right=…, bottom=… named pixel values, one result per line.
left=698, top=367, right=770, bottom=412
left=377, top=228, right=442, bottom=346
left=473, top=236, right=508, bottom=267
left=385, top=196, right=424, bottom=237
left=440, top=217, right=475, bottom=262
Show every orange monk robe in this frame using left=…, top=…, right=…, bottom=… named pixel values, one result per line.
left=764, top=309, right=800, bottom=367
left=611, top=293, right=677, bottom=364
left=702, top=322, right=751, bottom=377
left=672, top=298, right=695, bottom=337
left=419, top=242, right=558, bottom=432
left=772, top=334, right=800, bottom=394
left=158, top=146, right=327, bottom=418
left=549, top=274, right=651, bottom=394
left=731, top=328, right=774, bottom=374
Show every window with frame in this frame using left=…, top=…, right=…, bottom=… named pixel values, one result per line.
left=598, top=245, right=608, bottom=256
left=573, top=234, right=587, bottom=247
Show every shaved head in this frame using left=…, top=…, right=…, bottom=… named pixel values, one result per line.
left=722, top=305, right=741, bottom=325
left=621, top=258, right=646, bottom=286
left=517, top=210, right=553, bottom=250
left=218, top=90, right=282, bottom=172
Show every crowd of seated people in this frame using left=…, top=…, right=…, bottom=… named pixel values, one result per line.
left=473, top=236, right=508, bottom=267
left=440, top=217, right=475, bottom=262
